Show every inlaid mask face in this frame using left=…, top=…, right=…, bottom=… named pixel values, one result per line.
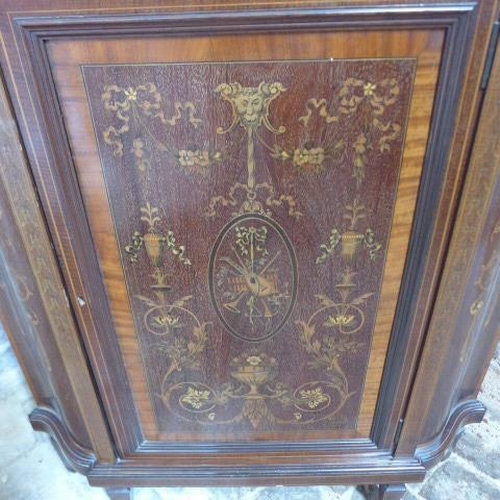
left=233, top=88, right=265, bottom=127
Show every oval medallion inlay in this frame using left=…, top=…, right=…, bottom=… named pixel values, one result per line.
left=209, top=214, right=298, bottom=342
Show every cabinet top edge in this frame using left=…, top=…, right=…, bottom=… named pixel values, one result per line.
left=2, top=0, right=480, bottom=21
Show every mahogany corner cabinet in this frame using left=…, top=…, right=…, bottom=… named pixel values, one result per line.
left=0, top=2, right=499, bottom=499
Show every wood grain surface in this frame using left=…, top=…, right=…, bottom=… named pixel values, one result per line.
left=48, top=29, right=443, bottom=442
left=0, top=0, right=497, bottom=492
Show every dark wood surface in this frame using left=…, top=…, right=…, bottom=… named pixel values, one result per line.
left=0, top=0, right=498, bottom=494
left=44, top=23, right=441, bottom=450
left=79, top=57, right=415, bottom=441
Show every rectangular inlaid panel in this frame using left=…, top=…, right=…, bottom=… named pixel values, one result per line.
left=47, top=30, right=443, bottom=443
left=82, top=59, right=414, bottom=437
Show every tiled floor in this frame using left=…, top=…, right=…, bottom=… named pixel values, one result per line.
left=1, top=325, right=499, bottom=500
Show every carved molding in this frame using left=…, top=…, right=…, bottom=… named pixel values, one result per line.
left=88, top=457, right=425, bottom=487
left=30, top=407, right=97, bottom=474
left=414, top=399, right=486, bottom=468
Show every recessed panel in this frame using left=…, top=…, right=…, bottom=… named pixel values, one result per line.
left=81, top=58, right=415, bottom=437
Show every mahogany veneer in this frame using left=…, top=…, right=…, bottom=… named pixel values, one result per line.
left=0, top=2, right=499, bottom=499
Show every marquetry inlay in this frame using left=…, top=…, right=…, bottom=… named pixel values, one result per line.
left=83, top=58, right=415, bottom=435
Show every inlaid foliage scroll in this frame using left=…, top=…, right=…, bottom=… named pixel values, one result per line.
left=83, top=59, right=415, bottom=438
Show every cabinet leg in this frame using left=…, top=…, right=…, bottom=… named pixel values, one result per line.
left=106, top=487, right=132, bottom=500
left=378, top=484, right=406, bottom=499
left=357, top=484, right=407, bottom=500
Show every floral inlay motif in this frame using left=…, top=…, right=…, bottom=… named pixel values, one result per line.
left=164, top=350, right=347, bottom=428
left=292, top=147, right=325, bottom=171
left=299, top=77, right=402, bottom=187
left=101, top=83, right=222, bottom=173
left=299, top=387, right=329, bottom=409
left=181, top=387, right=211, bottom=409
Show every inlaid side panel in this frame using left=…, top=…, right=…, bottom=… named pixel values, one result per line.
left=47, top=30, right=443, bottom=443
left=0, top=64, right=115, bottom=462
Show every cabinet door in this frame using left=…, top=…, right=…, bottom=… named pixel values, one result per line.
left=3, top=1, right=489, bottom=482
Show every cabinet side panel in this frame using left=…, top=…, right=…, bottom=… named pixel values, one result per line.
left=0, top=70, right=115, bottom=463
left=398, top=7, right=500, bottom=457
left=0, top=177, right=53, bottom=408
left=421, top=30, right=500, bottom=440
